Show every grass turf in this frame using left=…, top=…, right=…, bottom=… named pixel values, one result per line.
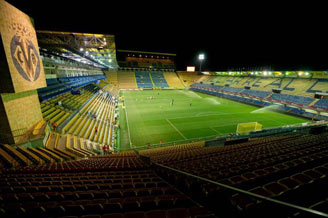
left=118, top=90, right=308, bottom=150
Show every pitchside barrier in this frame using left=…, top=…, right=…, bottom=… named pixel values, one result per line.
left=117, top=121, right=327, bottom=152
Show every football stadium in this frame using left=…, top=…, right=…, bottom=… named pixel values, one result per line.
left=1, top=1, right=328, bottom=218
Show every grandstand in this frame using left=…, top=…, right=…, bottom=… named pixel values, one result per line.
left=118, top=72, right=138, bottom=89
left=1, top=1, right=328, bottom=218
left=163, top=72, right=185, bottom=89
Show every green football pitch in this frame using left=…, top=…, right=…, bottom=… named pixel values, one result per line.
left=118, top=90, right=308, bottom=151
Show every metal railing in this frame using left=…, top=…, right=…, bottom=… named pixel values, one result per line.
left=154, top=163, right=328, bottom=217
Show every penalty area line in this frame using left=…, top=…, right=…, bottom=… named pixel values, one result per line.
left=209, top=127, right=221, bottom=134
left=166, top=119, right=187, bottom=140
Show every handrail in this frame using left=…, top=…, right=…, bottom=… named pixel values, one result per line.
left=154, top=163, right=328, bottom=217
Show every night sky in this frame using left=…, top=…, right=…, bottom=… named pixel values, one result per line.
left=6, top=0, right=328, bottom=71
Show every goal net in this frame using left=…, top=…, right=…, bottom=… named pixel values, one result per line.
left=236, top=122, right=262, bottom=135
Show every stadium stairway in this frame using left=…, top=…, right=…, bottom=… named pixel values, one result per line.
left=76, top=137, right=96, bottom=156
left=309, top=99, right=320, bottom=107
left=314, top=99, right=328, bottom=110
left=65, top=134, right=88, bottom=158
left=149, top=73, right=156, bottom=87
left=32, top=120, right=46, bottom=136
left=45, top=147, right=72, bottom=161
left=61, top=90, right=116, bottom=152
left=45, top=132, right=56, bottom=149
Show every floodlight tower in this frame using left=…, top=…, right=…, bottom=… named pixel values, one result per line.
left=198, top=53, right=205, bottom=72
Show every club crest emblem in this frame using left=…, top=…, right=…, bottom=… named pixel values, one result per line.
left=9, top=22, right=41, bottom=82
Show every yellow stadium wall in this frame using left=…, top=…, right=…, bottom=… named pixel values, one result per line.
left=0, top=90, right=43, bottom=144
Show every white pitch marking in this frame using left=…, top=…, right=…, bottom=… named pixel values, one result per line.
left=166, top=119, right=187, bottom=140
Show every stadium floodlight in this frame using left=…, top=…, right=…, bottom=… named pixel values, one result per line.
left=198, top=53, right=205, bottom=72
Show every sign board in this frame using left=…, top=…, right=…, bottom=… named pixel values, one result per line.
left=0, top=0, right=46, bottom=93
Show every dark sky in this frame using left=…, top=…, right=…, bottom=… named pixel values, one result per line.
left=6, top=0, right=328, bottom=71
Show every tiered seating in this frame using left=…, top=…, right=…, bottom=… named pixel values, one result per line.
left=314, top=99, right=328, bottom=110
left=150, top=72, right=169, bottom=88
left=191, top=84, right=269, bottom=107
left=202, top=76, right=328, bottom=99
left=38, top=75, right=105, bottom=101
left=0, top=155, right=212, bottom=218
left=41, top=84, right=100, bottom=127
left=191, top=83, right=328, bottom=112
left=16, top=147, right=45, bottom=165
left=282, top=78, right=315, bottom=98
left=148, top=134, right=328, bottom=218
left=135, top=72, right=153, bottom=88
left=105, top=71, right=118, bottom=86
left=270, top=93, right=314, bottom=106
left=163, top=72, right=185, bottom=89
left=220, top=86, right=243, bottom=93
left=27, top=148, right=56, bottom=164
left=241, top=89, right=271, bottom=98
left=177, top=72, right=208, bottom=86
left=0, top=145, right=19, bottom=168
left=117, top=72, right=137, bottom=89
left=0, top=145, right=29, bottom=167
left=62, top=90, right=117, bottom=154
left=139, top=142, right=205, bottom=162
left=0, top=143, right=73, bottom=169
left=46, top=78, right=59, bottom=86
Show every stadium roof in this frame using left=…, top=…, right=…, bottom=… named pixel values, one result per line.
left=118, top=50, right=176, bottom=57
left=6, top=0, right=328, bottom=71
left=37, top=30, right=119, bottom=69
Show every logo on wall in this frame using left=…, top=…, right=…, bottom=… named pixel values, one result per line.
left=9, top=22, right=41, bottom=82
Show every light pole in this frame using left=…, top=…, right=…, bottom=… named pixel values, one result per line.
left=198, top=54, right=205, bottom=72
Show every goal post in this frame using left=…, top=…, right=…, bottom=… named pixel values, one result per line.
left=236, top=122, right=262, bottom=135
